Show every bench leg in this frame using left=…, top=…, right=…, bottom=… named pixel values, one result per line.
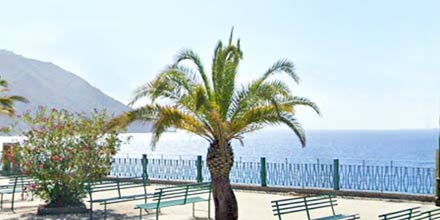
left=1, top=194, right=3, bottom=209
left=89, top=202, right=93, bottom=220
left=104, top=202, right=107, bottom=220
left=11, top=194, right=14, bottom=211
left=208, top=200, right=211, bottom=219
left=192, top=202, right=211, bottom=219
left=156, top=208, right=159, bottom=220
left=139, top=208, right=142, bottom=220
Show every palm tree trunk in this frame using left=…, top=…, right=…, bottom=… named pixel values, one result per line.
left=207, top=141, right=238, bottom=220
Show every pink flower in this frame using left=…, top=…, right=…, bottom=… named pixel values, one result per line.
left=22, top=169, right=30, bottom=175
left=52, top=155, right=64, bottom=162
left=28, top=183, right=37, bottom=191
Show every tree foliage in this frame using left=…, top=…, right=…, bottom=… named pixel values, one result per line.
left=117, top=30, right=320, bottom=147
left=19, top=107, right=127, bottom=207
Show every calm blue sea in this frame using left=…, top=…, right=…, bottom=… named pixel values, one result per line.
left=0, top=129, right=437, bottom=166
left=2, top=129, right=437, bottom=194
left=114, top=129, right=438, bottom=167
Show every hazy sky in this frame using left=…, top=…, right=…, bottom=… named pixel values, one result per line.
left=0, top=0, right=439, bottom=130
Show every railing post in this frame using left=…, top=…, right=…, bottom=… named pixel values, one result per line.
left=196, top=155, right=203, bottom=183
left=261, top=157, right=267, bottom=187
left=437, top=120, right=440, bottom=206
left=142, top=154, right=149, bottom=181
left=333, top=159, right=340, bottom=191
left=436, top=149, right=440, bottom=206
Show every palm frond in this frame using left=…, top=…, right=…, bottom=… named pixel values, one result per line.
left=108, top=105, right=159, bottom=129
left=227, top=59, right=299, bottom=118
left=230, top=105, right=283, bottom=135
left=228, top=27, right=234, bottom=46
left=193, top=85, right=209, bottom=110
left=151, top=105, right=214, bottom=147
left=0, top=95, right=27, bottom=117
left=0, top=98, right=14, bottom=108
left=283, top=96, right=321, bottom=116
left=212, top=44, right=226, bottom=98
left=129, top=65, right=197, bottom=105
left=217, top=45, right=242, bottom=118
left=209, top=31, right=244, bottom=119
left=228, top=80, right=292, bottom=121
left=0, top=108, right=15, bottom=117
left=279, top=113, right=306, bottom=147
left=261, top=59, right=299, bottom=84
left=0, top=79, right=8, bottom=88
left=230, top=106, right=306, bottom=147
left=174, top=50, right=211, bottom=95
left=9, top=95, right=29, bottom=103
left=211, top=41, right=223, bottom=94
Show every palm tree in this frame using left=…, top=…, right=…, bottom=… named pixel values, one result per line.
left=116, top=30, right=320, bottom=220
left=0, top=77, right=28, bottom=117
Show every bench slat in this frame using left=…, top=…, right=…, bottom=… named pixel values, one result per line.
left=104, top=194, right=153, bottom=205
left=413, top=208, right=440, bottom=220
left=89, top=193, right=153, bottom=204
left=272, top=196, right=337, bottom=214
left=151, top=183, right=211, bottom=202
left=313, top=214, right=357, bottom=220
left=271, top=195, right=358, bottom=220
left=136, top=196, right=208, bottom=210
left=135, top=182, right=212, bottom=220
left=378, top=207, right=420, bottom=220
left=0, top=188, right=22, bottom=194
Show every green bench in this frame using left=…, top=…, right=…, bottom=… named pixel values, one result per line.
left=379, top=207, right=421, bottom=220
left=0, top=176, right=32, bottom=211
left=87, top=176, right=151, bottom=220
left=135, top=182, right=212, bottom=220
left=380, top=207, right=440, bottom=220
left=414, top=208, right=440, bottom=220
left=271, top=194, right=360, bottom=220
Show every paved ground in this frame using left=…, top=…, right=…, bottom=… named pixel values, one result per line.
left=0, top=183, right=437, bottom=220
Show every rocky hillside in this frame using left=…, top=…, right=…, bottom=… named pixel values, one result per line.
left=0, top=49, right=150, bottom=133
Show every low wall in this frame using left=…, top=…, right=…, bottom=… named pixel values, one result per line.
left=147, top=179, right=435, bottom=203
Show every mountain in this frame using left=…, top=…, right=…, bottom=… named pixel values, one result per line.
left=0, top=49, right=151, bottom=133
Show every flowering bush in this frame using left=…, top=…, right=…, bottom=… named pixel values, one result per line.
left=19, top=107, right=127, bottom=208
left=2, top=143, right=21, bottom=173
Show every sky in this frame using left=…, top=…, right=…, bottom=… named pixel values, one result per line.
left=0, top=0, right=439, bottom=130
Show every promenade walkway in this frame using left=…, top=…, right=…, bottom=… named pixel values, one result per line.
left=0, top=184, right=436, bottom=220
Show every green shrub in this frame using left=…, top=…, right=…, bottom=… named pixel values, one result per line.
left=19, top=107, right=127, bottom=208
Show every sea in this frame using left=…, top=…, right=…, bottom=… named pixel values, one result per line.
left=1, top=129, right=438, bottom=167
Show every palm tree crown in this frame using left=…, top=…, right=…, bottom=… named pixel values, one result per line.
left=120, top=30, right=320, bottom=148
